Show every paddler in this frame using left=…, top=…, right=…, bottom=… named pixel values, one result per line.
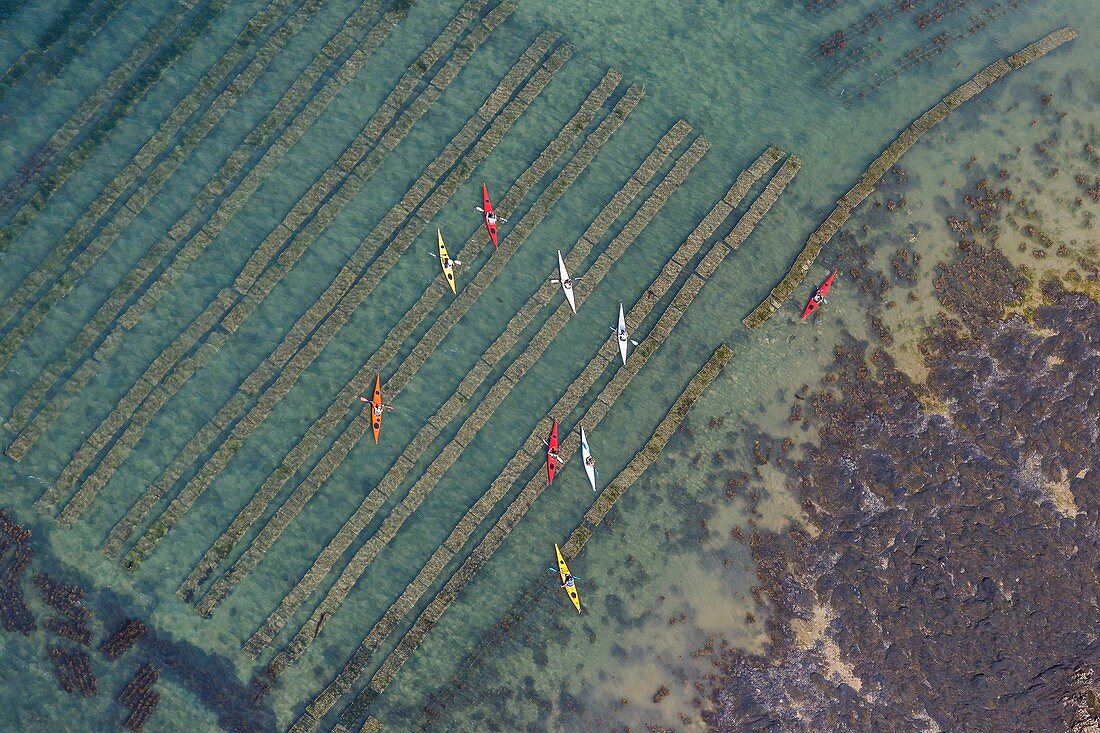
left=560, top=573, right=576, bottom=590
left=547, top=447, right=560, bottom=462
left=585, top=455, right=596, bottom=467
left=618, top=327, right=628, bottom=342
left=441, top=255, right=461, bottom=270
left=475, top=205, right=507, bottom=225
left=562, top=277, right=573, bottom=291
left=358, top=396, right=393, bottom=414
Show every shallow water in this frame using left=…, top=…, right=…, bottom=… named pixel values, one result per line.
left=0, top=0, right=1097, bottom=730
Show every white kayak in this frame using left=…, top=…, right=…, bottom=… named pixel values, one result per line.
left=557, top=249, right=576, bottom=313
left=580, top=426, right=596, bottom=491
left=616, top=302, right=629, bottom=365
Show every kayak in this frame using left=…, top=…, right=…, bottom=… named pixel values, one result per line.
left=437, top=228, right=456, bottom=294
left=554, top=543, right=581, bottom=613
left=546, top=419, right=559, bottom=485
left=481, top=183, right=499, bottom=249
left=801, top=271, right=838, bottom=319
left=616, top=302, right=629, bottom=365
left=580, top=426, right=596, bottom=491
left=557, top=250, right=576, bottom=313
left=369, top=374, right=383, bottom=444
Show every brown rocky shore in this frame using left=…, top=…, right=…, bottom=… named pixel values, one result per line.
left=705, top=214, right=1099, bottom=730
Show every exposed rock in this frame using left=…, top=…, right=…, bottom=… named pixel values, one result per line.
left=705, top=247, right=1100, bottom=732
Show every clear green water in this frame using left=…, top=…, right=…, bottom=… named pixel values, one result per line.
left=0, top=0, right=1096, bottom=730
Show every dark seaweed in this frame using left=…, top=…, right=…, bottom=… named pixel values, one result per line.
left=48, top=646, right=97, bottom=697
left=705, top=244, right=1100, bottom=732
left=0, top=507, right=277, bottom=731
left=118, top=662, right=160, bottom=732
left=100, top=618, right=147, bottom=660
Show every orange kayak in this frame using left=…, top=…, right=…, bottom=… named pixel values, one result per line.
left=370, top=374, right=383, bottom=443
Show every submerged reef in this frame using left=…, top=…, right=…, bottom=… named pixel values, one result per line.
left=0, top=507, right=276, bottom=731
left=100, top=618, right=147, bottom=661
left=48, top=646, right=97, bottom=698
left=118, top=662, right=161, bottom=733
left=707, top=225, right=1099, bottom=728
left=36, top=572, right=93, bottom=645
left=0, top=510, right=35, bottom=635
left=708, top=66, right=1100, bottom=730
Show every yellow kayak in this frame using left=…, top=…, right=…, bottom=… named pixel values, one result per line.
left=554, top=543, right=581, bottom=613
left=437, top=228, right=456, bottom=294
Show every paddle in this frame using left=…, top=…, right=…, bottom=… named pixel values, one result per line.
left=609, top=326, right=640, bottom=346
left=475, top=206, right=507, bottom=223
left=547, top=568, right=579, bottom=581
left=541, top=437, right=567, bottom=464
left=428, top=251, right=461, bottom=267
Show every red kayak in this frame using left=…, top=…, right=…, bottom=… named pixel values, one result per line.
left=801, top=271, right=838, bottom=320
left=482, top=183, right=499, bottom=249
left=546, top=419, right=559, bottom=485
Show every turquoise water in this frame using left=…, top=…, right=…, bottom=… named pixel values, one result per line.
left=0, top=0, right=1097, bottom=730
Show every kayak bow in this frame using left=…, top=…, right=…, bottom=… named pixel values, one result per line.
left=554, top=543, right=581, bottom=613
left=801, top=270, right=838, bottom=320
left=482, top=183, right=499, bottom=249
left=557, top=250, right=576, bottom=313
left=580, top=426, right=596, bottom=491
left=546, top=419, right=560, bottom=485
left=370, top=374, right=383, bottom=443
left=438, top=228, right=456, bottom=294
